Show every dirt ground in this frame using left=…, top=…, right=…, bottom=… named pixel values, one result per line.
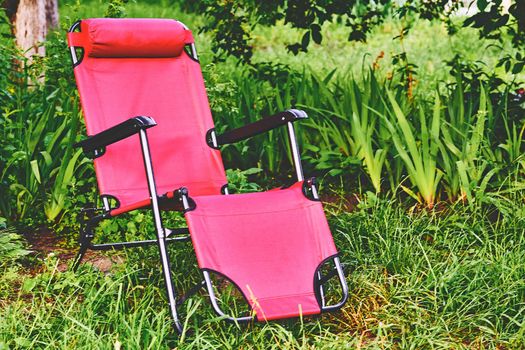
left=24, top=229, right=123, bottom=273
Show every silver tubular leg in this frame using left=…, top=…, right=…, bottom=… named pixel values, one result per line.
left=139, top=130, right=183, bottom=334
left=287, top=122, right=304, bottom=182
left=102, top=197, right=110, bottom=211
left=190, top=43, right=198, bottom=61
left=203, top=271, right=253, bottom=322
left=311, top=183, right=320, bottom=200
left=181, top=192, right=190, bottom=211
left=69, top=47, right=79, bottom=65
left=317, top=271, right=325, bottom=307
left=321, top=257, right=349, bottom=312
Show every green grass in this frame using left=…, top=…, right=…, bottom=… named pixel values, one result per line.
left=1, top=196, right=525, bottom=349
left=252, top=17, right=506, bottom=88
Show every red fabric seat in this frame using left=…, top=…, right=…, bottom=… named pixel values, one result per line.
left=185, top=182, right=338, bottom=320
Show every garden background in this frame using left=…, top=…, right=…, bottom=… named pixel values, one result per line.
left=0, top=0, right=524, bottom=348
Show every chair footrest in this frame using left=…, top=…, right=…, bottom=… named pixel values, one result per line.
left=185, top=182, right=339, bottom=322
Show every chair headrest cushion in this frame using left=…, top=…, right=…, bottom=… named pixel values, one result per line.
left=79, top=18, right=192, bottom=58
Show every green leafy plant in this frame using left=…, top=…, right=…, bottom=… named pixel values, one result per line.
left=226, top=168, right=262, bottom=193
left=105, top=0, right=129, bottom=18
left=0, top=27, right=88, bottom=225
left=382, top=90, right=442, bottom=209
left=439, top=84, right=500, bottom=204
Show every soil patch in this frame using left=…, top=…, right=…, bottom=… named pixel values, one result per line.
left=24, top=228, right=123, bottom=273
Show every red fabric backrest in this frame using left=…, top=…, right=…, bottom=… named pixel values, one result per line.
left=68, top=19, right=227, bottom=209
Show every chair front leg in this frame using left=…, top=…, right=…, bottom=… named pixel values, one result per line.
left=138, top=129, right=184, bottom=334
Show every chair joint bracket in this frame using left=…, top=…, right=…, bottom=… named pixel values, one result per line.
left=302, top=177, right=320, bottom=201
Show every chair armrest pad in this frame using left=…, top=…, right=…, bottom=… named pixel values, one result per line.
left=211, top=109, right=307, bottom=146
left=75, top=116, right=157, bottom=155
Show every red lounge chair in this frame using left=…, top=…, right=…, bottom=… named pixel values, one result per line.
left=67, top=18, right=348, bottom=332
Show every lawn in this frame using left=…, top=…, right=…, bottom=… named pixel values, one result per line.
left=2, top=197, right=524, bottom=348
left=1, top=1, right=524, bottom=349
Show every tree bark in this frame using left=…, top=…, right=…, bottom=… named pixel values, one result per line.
left=13, top=0, right=46, bottom=57
left=45, top=0, right=58, bottom=30
left=3, top=0, right=59, bottom=58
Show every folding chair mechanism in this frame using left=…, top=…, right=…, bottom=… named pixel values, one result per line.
left=72, top=116, right=191, bottom=265
left=71, top=114, right=190, bottom=333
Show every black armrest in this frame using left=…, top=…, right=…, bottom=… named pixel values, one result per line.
left=75, top=116, right=157, bottom=155
left=209, top=109, right=307, bottom=147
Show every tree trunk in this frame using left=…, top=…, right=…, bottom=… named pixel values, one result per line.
left=4, top=0, right=59, bottom=58
left=13, top=0, right=46, bottom=57
left=45, top=0, right=58, bottom=30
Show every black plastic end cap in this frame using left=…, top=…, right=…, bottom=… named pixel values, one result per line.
left=176, top=187, right=196, bottom=213
left=178, top=187, right=189, bottom=197
left=132, top=116, right=157, bottom=128
left=206, top=128, right=220, bottom=149
left=302, top=177, right=320, bottom=202
left=286, top=109, right=308, bottom=120
left=306, top=177, right=317, bottom=187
